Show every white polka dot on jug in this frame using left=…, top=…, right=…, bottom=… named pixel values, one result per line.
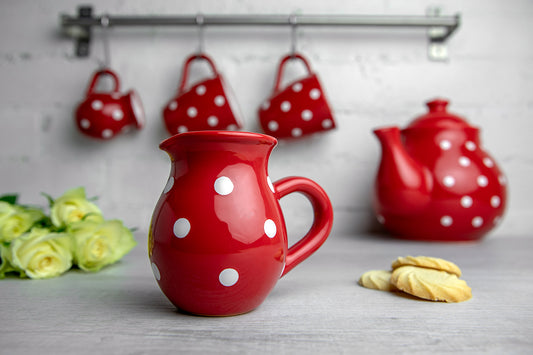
left=264, top=219, right=277, bottom=238
left=219, top=268, right=239, bottom=287
left=267, top=176, right=275, bottom=193
left=173, top=218, right=191, bottom=238
left=151, top=262, right=161, bottom=281
left=163, top=177, right=174, bottom=194
left=214, top=176, right=234, bottom=195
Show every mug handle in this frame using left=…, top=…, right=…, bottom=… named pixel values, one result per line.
left=272, top=53, right=313, bottom=95
left=273, top=176, right=334, bottom=277
left=178, top=53, right=220, bottom=95
left=86, top=68, right=121, bottom=96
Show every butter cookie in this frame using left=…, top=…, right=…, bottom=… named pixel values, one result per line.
left=390, top=265, right=472, bottom=302
left=391, top=255, right=462, bottom=277
left=358, top=270, right=396, bottom=292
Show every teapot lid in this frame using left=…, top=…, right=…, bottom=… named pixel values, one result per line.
left=407, top=99, right=472, bottom=130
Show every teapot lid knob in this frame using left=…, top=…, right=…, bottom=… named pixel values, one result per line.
left=426, top=98, right=449, bottom=113
left=406, top=98, right=475, bottom=131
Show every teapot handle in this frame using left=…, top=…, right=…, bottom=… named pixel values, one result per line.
left=86, top=68, right=121, bottom=96
left=273, top=176, right=333, bottom=277
left=272, top=53, right=313, bottom=95
left=178, top=53, right=220, bottom=95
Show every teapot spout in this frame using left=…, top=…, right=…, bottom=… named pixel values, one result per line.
left=373, top=127, right=433, bottom=215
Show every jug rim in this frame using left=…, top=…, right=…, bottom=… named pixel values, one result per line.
left=160, top=130, right=278, bottom=151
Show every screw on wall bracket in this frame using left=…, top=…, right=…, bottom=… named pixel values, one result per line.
left=426, top=7, right=460, bottom=61
left=60, top=5, right=93, bottom=57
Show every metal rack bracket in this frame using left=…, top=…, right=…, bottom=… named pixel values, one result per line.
left=60, top=6, right=461, bottom=61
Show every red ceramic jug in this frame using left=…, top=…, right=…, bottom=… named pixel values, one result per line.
left=148, top=131, right=333, bottom=316
left=75, top=68, right=144, bottom=139
left=373, top=99, right=507, bottom=241
left=162, top=54, right=243, bottom=135
left=258, top=53, right=336, bottom=138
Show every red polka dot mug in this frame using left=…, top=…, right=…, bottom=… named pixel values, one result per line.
left=148, top=131, right=333, bottom=316
left=162, top=54, right=243, bottom=135
left=258, top=53, right=336, bottom=139
left=373, top=98, right=507, bottom=241
left=75, top=68, right=145, bottom=140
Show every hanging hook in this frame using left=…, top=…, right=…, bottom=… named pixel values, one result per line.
left=196, top=13, right=205, bottom=55
left=100, top=14, right=111, bottom=68
left=289, top=14, right=298, bottom=57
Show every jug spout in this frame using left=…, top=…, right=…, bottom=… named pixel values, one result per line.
left=373, top=127, right=433, bottom=215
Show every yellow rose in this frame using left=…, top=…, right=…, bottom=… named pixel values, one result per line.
left=9, top=228, right=73, bottom=279
left=50, top=187, right=103, bottom=228
left=0, top=201, right=17, bottom=221
left=68, top=219, right=136, bottom=272
left=0, top=242, right=25, bottom=278
left=0, top=205, right=45, bottom=243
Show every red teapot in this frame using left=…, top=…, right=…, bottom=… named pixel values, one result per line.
left=373, top=99, right=507, bottom=241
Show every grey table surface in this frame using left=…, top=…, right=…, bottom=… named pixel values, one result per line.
left=1, top=233, right=532, bottom=354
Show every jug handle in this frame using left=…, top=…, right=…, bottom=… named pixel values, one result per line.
left=272, top=53, right=313, bottom=95
left=274, top=176, right=333, bottom=277
left=178, top=53, right=220, bottom=95
left=86, top=68, right=121, bottom=96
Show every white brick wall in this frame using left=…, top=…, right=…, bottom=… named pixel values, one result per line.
left=1, top=0, right=532, bottom=243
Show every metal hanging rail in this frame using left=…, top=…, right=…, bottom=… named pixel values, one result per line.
left=60, top=6, right=461, bottom=60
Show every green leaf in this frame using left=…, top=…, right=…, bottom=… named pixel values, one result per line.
left=41, top=192, right=55, bottom=208
left=0, top=194, right=18, bottom=205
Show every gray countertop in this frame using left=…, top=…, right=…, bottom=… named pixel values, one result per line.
left=1, top=234, right=532, bottom=354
